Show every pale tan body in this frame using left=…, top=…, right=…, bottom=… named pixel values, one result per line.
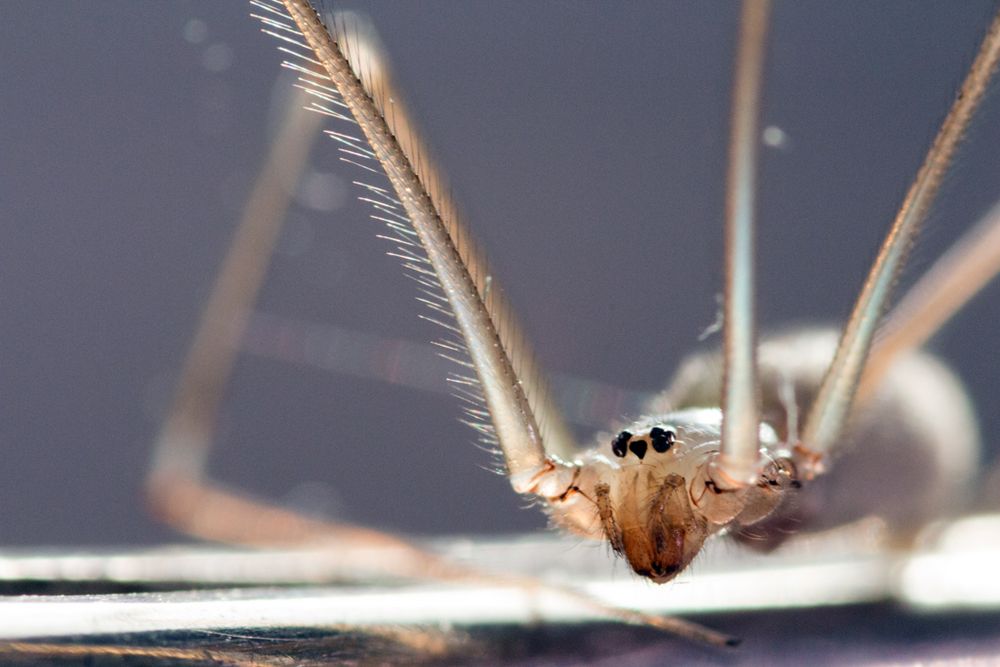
left=534, top=328, right=979, bottom=581
left=663, top=329, right=979, bottom=540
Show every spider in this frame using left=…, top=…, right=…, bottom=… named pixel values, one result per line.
left=1, top=0, right=1000, bottom=662
left=145, top=0, right=1000, bottom=645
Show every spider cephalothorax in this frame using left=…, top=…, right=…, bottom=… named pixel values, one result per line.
left=544, top=409, right=795, bottom=582
left=540, top=328, right=979, bottom=582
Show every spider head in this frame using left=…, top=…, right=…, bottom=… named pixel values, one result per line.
left=588, top=409, right=791, bottom=581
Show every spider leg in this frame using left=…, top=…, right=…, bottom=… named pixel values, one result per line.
left=142, top=76, right=457, bottom=580
left=858, top=198, right=1000, bottom=401
left=147, top=85, right=321, bottom=495
left=799, top=10, right=1000, bottom=478
left=144, top=84, right=370, bottom=554
left=275, top=1, right=579, bottom=485
left=715, top=0, right=771, bottom=491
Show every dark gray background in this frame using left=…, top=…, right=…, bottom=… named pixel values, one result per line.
left=1, top=1, right=998, bottom=547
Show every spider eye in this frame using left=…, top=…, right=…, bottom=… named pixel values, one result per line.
left=611, top=430, right=631, bottom=457
left=650, top=427, right=676, bottom=453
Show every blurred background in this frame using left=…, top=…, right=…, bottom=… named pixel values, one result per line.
left=0, top=1, right=998, bottom=548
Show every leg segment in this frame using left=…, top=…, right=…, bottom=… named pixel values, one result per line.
left=800, top=10, right=1000, bottom=471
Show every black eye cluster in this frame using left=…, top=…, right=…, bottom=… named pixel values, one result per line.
left=611, top=427, right=676, bottom=460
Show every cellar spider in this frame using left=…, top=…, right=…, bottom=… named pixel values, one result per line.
left=1, top=0, right=1000, bottom=660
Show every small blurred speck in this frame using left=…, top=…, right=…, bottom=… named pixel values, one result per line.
left=202, top=43, right=235, bottom=73
left=182, top=18, right=208, bottom=45
left=763, top=125, right=789, bottom=149
left=297, top=171, right=348, bottom=212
